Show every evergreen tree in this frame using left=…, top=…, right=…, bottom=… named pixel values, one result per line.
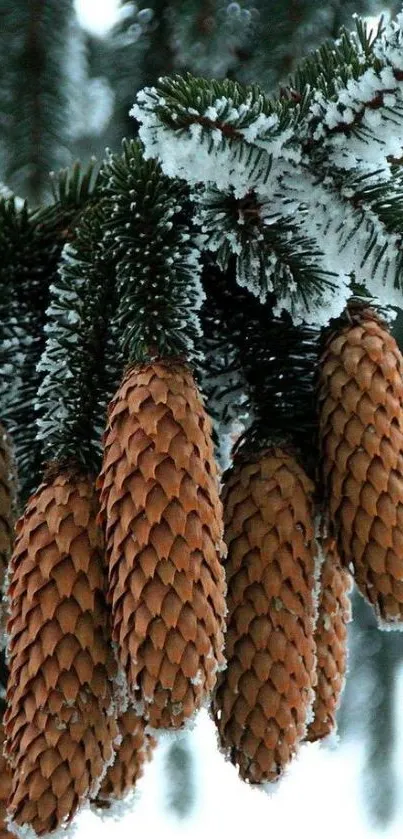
left=0, top=0, right=403, bottom=834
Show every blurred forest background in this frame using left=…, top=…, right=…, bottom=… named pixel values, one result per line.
left=1, top=0, right=403, bottom=830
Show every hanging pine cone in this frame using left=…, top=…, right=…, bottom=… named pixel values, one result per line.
left=0, top=424, right=17, bottom=593
left=0, top=424, right=18, bottom=645
left=4, top=469, right=120, bottom=836
left=306, top=538, right=351, bottom=742
left=0, top=722, right=12, bottom=839
left=212, top=447, right=317, bottom=784
left=318, top=304, right=403, bottom=626
left=95, top=709, right=155, bottom=807
left=98, top=360, right=227, bottom=730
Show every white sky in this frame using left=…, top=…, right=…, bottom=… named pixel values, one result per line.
left=71, top=702, right=403, bottom=839
left=69, top=3, right=401, bottom=838
left=74, top=0, right=121, bottom=36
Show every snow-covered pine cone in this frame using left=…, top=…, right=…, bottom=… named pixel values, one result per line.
left=307, top=538, right=351, bottom=742
left=212, top=447, right=317, bottom=784
left=98, top=360, right=226, bottom=729
left=318, top=305, right=403, bottom=626
left=4, top=470, right=119, bottom=836
left=95, top=709, right=155, bottom=807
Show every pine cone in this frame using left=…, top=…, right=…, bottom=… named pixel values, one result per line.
left=0, top=424, right=18, bottom=645
left=306, top=539, right=351, bottom=742
left=4, top=470, right=119, bottom=836
left=0, top=424, right=17, bottom=593
left=212, top=448, right=317, bottom=784
left=95, top=709, right=155, bottom=807
left=98, top=360, right=226, bottom=729
left=0, top=722, right=13, bottom=839
left=318, top=305, right=403, bottom=625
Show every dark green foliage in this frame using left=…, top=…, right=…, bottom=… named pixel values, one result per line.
left=142, top=71, right=300, bottom=137
left=235, top=0, right=383, bottom=92
left=36, top=201, right=121, bottom=473
left=81, top=0, right=383, bottom=156
left=197, top=187, right=336, bottom=312
left=0, top=196, right=59, bottom=501
left=102, top=139, right=204, bottom=366
left=0, top=0, right=76, bottom=204
left=292, top=16, right=384, bottom=101
left=0, top=162, right=101, bottom=500
left=201, top=259, right=320, bottom=472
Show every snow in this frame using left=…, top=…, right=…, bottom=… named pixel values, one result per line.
left=375, top=613, right=403, bottom=632
left=131, top=89, right=291, bottom=198
left=130, top=11, right=403, bottom=327
left=74, top=0, right=121, bottom=37
left=92, top=789, right=140, bottom=822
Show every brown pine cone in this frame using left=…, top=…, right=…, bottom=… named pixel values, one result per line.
left=95, top=709, right=155, bottom=807
left=4, top=470, right=120, bottom=836
left=212, top=447, right=317, bottom=784
left=98, top=360, right=226, bottom=730
left=0, top=424, right=17, bottom=594
left=306, top=538, right=351, bottom=742
left=0, top=722, right=13, bottom=839
left=318, top=305, right=403, bottom=625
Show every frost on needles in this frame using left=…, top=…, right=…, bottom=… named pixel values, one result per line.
left=36, top=202, right=121, bottom=474
left=132, top=12, right=403, bottom=325
left=101, top=139, right=205, bottom=367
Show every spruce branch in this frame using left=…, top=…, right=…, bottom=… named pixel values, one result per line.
left=199, top=258, right=251, bottom=469
left=132, top=10, right=403, bottom=322
left=201, top=260, right=320, bottom=469
left=102, top=139, right=205, bottom=367
left=0, top=0, right=76, bottom=204
left=0, top=194, right=59, bottom=500
left=195, top=186, right=336, bottom=314
left=36, top=202, right=121, bottom=473
left=294, top=15, right=403, bottom=165
left=0, top=161, right=101, bottom=500
left=131, top=74, right=301, bottom=194
left=0, top=197, right=29, bottom=414
left=339, top=171, right=403, bottom=291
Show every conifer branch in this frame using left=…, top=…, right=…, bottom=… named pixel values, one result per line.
left=36, top=202, right=120, bottom=473
left=202, top=261, right=319, bottom=468
left=102, top=139, right=205, bottom=367
left=133, top=12, right=403, bottom=321
left=131, top=75, right=299, bottom=194
left=0, top=0, right=76, bottom=203
left=0, top=162, right=101, bottom=499
left=195, top=186, right=336, bottom=315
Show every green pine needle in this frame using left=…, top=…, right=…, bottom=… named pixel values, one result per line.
left=102, top=138, right=205, bottom=366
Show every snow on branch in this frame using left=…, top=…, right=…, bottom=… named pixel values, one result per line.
left=194, top=186, right=338, bottom=323
left=132, top=9, right=403, bottom=324
left=131, top=75, right=301, bottom=196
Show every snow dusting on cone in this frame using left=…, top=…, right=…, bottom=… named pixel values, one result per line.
left=306, top=538, right=351, bottom=742
left=212, top=447, right=317, bottom=784
left=318, top=305, right=403, bottom=627
left=4, top=469, right=120, bottom=836
left=95, top=709, right=155, bottom=808
left=98, top=360, right=226, bottom=729
left=0, top=723, right=13, bottom=839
